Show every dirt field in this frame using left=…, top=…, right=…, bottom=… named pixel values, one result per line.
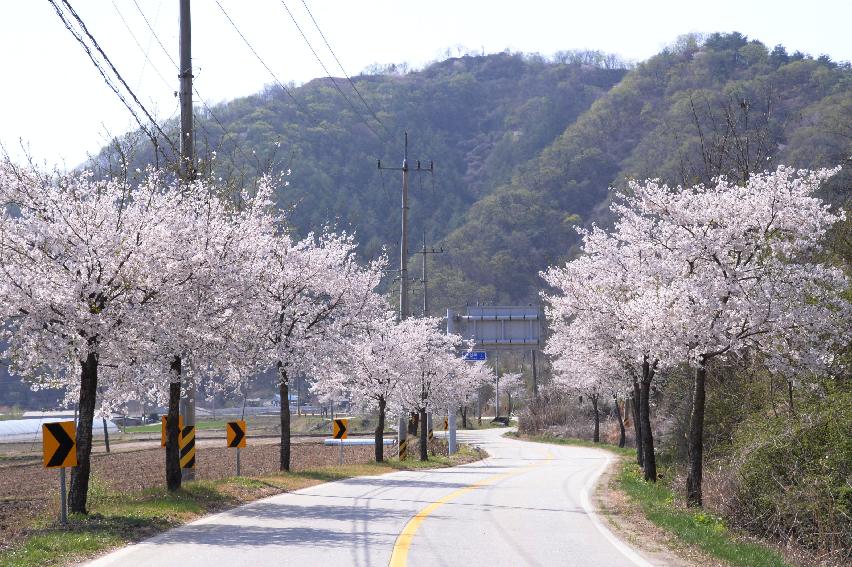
left=0, top=441, right=390, bottom=551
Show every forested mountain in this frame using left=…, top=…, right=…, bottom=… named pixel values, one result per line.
left=104, top=33, right=852, bottom=314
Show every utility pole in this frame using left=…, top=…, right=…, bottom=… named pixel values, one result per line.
left=178, top=0, right=196, bottom=482
left=532, top=349, right=538, bottom=398
left=495, top=353, right=500, bottom=418
left=378, top=132, right=432, bottom=321
left=419, top=231, right=444, bottom=316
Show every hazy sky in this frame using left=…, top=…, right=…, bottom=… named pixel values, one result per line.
left=2, top=0, right=849, bottom=167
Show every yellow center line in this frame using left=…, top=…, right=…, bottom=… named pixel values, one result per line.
left=388, top=449, right=554, bottom=567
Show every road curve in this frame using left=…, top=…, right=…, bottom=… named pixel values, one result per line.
left=85, top=428, right=653, bottom=567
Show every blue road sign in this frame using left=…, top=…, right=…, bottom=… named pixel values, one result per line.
left=463, top=351, right=487, bottom=361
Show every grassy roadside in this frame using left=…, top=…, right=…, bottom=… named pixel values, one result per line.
left=0, top=444, right=484, bottom=567
left=508, top=433, right=790, bottom=567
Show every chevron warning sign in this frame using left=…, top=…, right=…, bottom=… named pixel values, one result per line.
left=332, top=418, right=348, bottom=440
left=442, top=416, right=449, bottom=431
left=227, top=420, right=246, bottom=448
left=161, top=415, right=184, bottom=448
left=179, top=425, right=196, bottom=468
left=43, top=421, right=77, bottom=468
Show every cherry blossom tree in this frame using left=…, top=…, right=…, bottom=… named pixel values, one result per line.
left=455, top=360, right=493, bottom=428
left=616, top=166, right=849, bottom=506
left=542, top=226, right=667, bottom=480
left=313, top=309, right=419, bottom=462
left=250, top=230, right=385, bottom=471
left=500, top=372, right=525, bottom=416
left=0, top=161, right=182, bottom=513
left=396, top=317, right=465, bottom=461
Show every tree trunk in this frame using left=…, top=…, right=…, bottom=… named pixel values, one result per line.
left=102, top=417, right=111, bottom=453
left=592, top=394, right=600, bottom=443
left=686, top=361, right=707, bottom=507
left=614, top=396, right=626, bottom=448
left=69, top=349, right=98, bottom=514
left=278, top=362, right=291, bottom=472
left=640, top=357, right=657, bottom=482
left=418, top=407, right=428, bottom=461
left=631, top=381, right=643, bottom=467
left=374, top=395, right=386, bottom=463
left=462, top=406, right=468, bottom=429
left=165, top=358, right=182, bottom=491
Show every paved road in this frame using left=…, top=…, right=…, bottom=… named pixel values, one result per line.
left=86, top=428, right=653, bottom=567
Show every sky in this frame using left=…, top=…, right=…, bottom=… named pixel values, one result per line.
left=1, top=0, right=850, bottom=167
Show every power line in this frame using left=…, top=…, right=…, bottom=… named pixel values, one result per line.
left=215, top=0, right=382, bottom=163
left=128, top=0, right=259, bottom=171
left=131, top=0, right=177, bottom=68
left=299, top=0, right=393, bottom=140
left=214, top=1, right=303, bottom=109
left=48, top=0, right=178, bottom=155
left=111, top=1, right=172, bottom=91
left=278, top=0, right=388, bottom=144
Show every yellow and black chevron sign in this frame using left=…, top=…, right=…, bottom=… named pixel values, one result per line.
left=43, top=421, right=77, bottom=468
left=428, top=427, right=434, bottom=442
left=227, top=420, right=246, bottom=448
left=179, top=425, right=196, bottom=468
left=161, top=415, right=184, bottom=448
left=442, top=417, right=449, bottom=431
left=332, top=418, right=348, bottom=440
left=398, top=437, right=409, bottom=460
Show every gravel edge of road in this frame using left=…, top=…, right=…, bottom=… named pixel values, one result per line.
left=593, top=455, right=724, bottom=567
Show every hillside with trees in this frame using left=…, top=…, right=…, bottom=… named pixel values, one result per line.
left=95, top=33, right=850, bottom=315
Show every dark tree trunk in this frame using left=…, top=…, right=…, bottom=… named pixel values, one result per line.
left=614, top=396, right=626, bottom=448
left=278, top=362, right=291, bottom=472
left=631, top=381, right=643, bottom=467
left=462, top=406, right=468, bottom=429
left=69, top=349, right=98, bottom=514
left=418, top=407, right=428, bottom=461
left=591, top=394, right=600, bottom=443
left=686, top=361, right=707, bottom=507
left=165, top=358, right=182, bottom=491
left=102, top=417, right=111, bottom=453
left=640, top=357, right=657, bottom=482
left=408, top=412, right=419, bottom=436
left=374, top=395, right=386, bottom=463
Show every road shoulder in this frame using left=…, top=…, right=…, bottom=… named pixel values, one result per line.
left=593, top=454, right=723, bottom=567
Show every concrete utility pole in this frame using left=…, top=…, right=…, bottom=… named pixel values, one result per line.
left=495, top=353, right=500, bottom=418
left=532, top=349, right=538, bottom=398
left=178, top=0, right=196, bottom=482
left=379, top=133, right=432, bottom=321
left=419, top=231, right=444, bottom=316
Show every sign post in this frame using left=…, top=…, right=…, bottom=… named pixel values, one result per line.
left=59, top=468, right=67, bottom=526
left=332, top=419, right=348, bottom=465
left=227, top=420, right=247, bottom=476
left=42, top=421, right=77, bottom=526
left=448, top=410, right=457, bottom=456
left=398, top=415, right=408, bottom=460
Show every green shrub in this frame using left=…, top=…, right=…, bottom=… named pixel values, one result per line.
left=729, top=389, right=851, bottom=558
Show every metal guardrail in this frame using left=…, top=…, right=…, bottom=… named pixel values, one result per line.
left=323, top=438, right=397, bottom=446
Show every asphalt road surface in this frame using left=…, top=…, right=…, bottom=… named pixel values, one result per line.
left=86, top=428, right=654, bottom=567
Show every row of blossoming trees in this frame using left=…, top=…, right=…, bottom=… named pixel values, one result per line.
left=0, top=160, right=490, bottom=514
left=541, top=166, right=849, bottom=506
